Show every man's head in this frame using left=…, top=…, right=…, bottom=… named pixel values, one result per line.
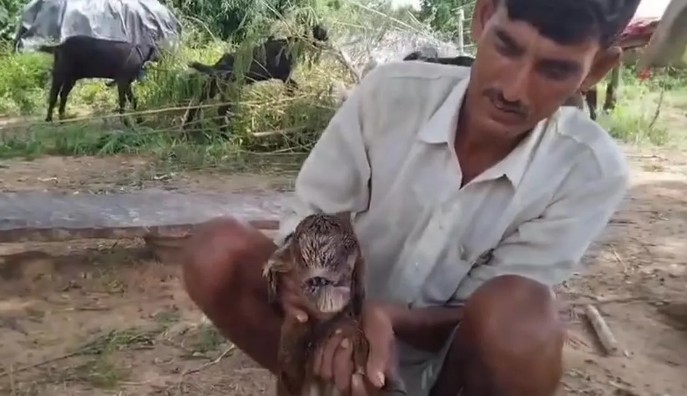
left=465, top=0, right=640, bottom=138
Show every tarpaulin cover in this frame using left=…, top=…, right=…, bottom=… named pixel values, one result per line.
left=336, top=28, right=461, bottom=73
left=13, top=0, right=182, bottom=52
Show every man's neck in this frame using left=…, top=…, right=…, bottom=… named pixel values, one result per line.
left=454, top=100, right=526, bottom=161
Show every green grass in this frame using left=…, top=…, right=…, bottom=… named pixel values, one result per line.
left=0, top=33, right=350, bottom=163
left=595, top=66, right=687, bottom=147
left=0, top=28, right=685, bottom=168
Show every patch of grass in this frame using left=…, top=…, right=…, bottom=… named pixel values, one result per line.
left=70, top=358, right=130, bottom=389
left=153, top=309, right=182, bottom=328
left=0, top=52, right=51, bottom=116
left=594, top=66, right=685, bottom=146
left=78, top=328, right=160, bottom=356
left=44, top=327, right=163, bottom=388
left=190, top=324, right=226, bottom=355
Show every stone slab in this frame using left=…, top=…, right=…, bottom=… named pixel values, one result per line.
left=0, top=189, right=287, bottom=243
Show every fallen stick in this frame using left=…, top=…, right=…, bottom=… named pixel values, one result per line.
left=584, top=304, right=621, bottom=356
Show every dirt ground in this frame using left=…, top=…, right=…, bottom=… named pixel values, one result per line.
left=0, top=146, right=685, bottom=396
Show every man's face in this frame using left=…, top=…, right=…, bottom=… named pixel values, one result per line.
left=466, top=2, right=615, bottom=138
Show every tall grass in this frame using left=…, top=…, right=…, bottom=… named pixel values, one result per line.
left=0, top=5, right=684, bottom=169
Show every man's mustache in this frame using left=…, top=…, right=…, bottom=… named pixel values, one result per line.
left=484, top=88, right=528, bottom=118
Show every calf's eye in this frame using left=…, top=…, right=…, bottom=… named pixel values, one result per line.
left=305, top=276, right=333, bottom=288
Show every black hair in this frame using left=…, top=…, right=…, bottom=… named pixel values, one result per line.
left=496, top=0, right=641, bottom=48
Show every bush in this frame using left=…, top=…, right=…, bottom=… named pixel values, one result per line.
left=0, top=51, right=52, bottom=115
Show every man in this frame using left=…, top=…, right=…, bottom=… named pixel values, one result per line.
left=181, top=0, right=640, bottom=394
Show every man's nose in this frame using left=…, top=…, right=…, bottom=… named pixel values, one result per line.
left=501, top=65, right=530, bottom=103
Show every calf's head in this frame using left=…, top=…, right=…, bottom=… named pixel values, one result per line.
left=266, top=213, right=364, bottom=316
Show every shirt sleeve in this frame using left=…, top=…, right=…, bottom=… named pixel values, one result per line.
left=274, top=76, right=374, bottom=246
left=452, top=156, right=629, bottom=301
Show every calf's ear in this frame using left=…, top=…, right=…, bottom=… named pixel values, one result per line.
left=263, top=233, right=295, bottom=305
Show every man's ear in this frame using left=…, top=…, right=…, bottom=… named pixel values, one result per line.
left=471, top=0, right=497, bottom=43
left=581, top=46, right=622, bottom=91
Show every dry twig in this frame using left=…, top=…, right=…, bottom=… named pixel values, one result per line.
left=584, top=304, right=621, bottom=356
left=181, top=344, right=236, bottom=376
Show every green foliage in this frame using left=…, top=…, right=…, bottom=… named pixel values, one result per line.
left=0, top=0, right=25, bottom=42
left=165, top=0, right=335, bottom=43
left=418, top=0, right=473, bottom=39
left=0, top=50, right=51, bottom=115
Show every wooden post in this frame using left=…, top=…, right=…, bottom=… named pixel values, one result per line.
left=457, top=8, right=465, bottom=54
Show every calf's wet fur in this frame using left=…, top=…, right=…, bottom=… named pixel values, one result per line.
left=263, top=212, right=405, bottom=396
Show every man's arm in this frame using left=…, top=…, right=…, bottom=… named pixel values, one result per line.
left=385, top=304, right=463, bottom=352
left=385, top=155, right=628, bottom=352
left=454, top=157, right=629, bottom=301
left=275, top=77, right=375, bottom=245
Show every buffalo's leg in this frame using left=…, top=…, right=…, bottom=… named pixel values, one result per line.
left=603, top=65, right=620, bottom=113
left=125, top=84, right=143, bottom=124
left=585, top=87, right=598, bottom=120
left=45, top=76, right=62, bottom=122
left=57, top=79, right=76, bottom=122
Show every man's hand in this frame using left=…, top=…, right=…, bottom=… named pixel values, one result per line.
left=312, top=302, right=396, bottom=395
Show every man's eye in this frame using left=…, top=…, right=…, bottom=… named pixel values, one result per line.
left=494, top=40, right=518, bottom=57
left=493, top=32, right=520, bottom=57
left=540, top=67, right=570, bottom=81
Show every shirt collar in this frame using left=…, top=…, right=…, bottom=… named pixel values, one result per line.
left=490, top=118, right=550, bottom=188
left=417, top=77, right=469, bottom=145
left=416, top=75, right=553, bottom=189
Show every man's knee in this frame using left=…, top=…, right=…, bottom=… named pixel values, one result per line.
left=465, top=275, right=559, bottom=327
left=181, top=216, right=277, bottom=310
left=460, top=275, right=565, bottom=394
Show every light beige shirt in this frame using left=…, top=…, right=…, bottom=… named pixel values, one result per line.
left=276, top=61, right=629, bottom=394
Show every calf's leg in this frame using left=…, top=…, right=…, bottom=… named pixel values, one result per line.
left=284, top=77, right=298, bottom=95
left=217, top=96, right=234, bottom=137
left=217, top=79, right=244, bottom=137
left=183, top=78, right=218, bottom=133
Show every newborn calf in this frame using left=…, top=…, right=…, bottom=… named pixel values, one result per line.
left=263, top=213, right=403, bottom=396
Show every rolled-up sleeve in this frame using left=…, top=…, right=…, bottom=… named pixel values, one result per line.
left=275, top=77, right=374, bottom=245
left=453, top=157, right=629, bottom=301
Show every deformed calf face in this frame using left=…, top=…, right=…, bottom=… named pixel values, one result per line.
left=265, top=212, right=363, bottom=318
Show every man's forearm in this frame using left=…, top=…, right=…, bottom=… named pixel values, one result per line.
left=384, top=304, right=464, bottom=352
